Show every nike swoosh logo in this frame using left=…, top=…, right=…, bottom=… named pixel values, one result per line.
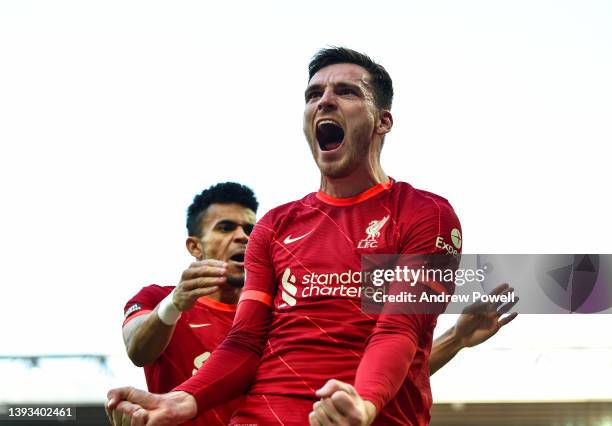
left=283, top=230, right=313, bottom=244
left=189, top=323, right=212, bottom=328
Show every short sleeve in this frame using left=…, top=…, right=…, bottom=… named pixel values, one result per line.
left=122, top=285, right=172, bottom=326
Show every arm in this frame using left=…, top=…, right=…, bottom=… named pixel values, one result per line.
left=429, top=283, right=518, bottom=375
left=356, top=203, right=462, bottom=417
left=428, top=325, right=463, bottom=376
left=173, top=295, right=272, bottom=412
left=354, top=311, right=431, bottom=416
left=309, top=290, right=423, bottom=426
left=311, top=312, right=432, bottom=426
left=123, top=310, right=176, bottom=367
left=123, top=259, right=227, bottom=367
left=109, top=298, right=273, bottom=426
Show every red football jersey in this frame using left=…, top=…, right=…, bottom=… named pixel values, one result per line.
left=177, top=180, right=462, bottom=425
left=123, top=285, right=242, bottom=425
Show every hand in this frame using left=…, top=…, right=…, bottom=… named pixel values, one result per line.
left=455, top=283, right=518, bottom=348
left=309, top=379, right=377, bottom=426
left=105, top=387, right=196, bottom=426
left=173, top=259, right=227, bottom=311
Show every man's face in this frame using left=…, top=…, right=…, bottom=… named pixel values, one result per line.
left=197, top=203, right=256, bottom=287
left=303, top=63, right=383, bottom=178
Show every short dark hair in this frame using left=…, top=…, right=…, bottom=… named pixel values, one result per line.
left=308, top=47, right=393, bottom=110
left=186, top=182, right=258, bottom=236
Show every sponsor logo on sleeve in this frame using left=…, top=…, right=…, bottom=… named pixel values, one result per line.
left=451, top=228, right=462, bottom=249
left=435, top=228, right=462, bottom=255
left=124, top=303, right=141, bottom=318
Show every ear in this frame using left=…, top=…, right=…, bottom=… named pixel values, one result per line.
left=186, top=236, right=203, bottom=259
left=376, top=110, right=393, bottom=135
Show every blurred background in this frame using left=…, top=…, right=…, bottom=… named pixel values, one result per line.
left=1, top=1, right=611, bottom=424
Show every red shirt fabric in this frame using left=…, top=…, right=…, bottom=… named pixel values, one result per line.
left=176, top=180, right=462, bottom=425
left=123, top=285, right=242, bottom=426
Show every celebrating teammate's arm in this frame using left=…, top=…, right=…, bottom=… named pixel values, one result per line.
left=429, top=283, right=519, bottom=375
left=122, top=259, right=227, bottom=367
left=108, top=298, right=274, bottom=426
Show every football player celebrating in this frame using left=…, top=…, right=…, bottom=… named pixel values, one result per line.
left=107, top=48, right=517, bottom=426
left=121, top=182, right=257, bottom=425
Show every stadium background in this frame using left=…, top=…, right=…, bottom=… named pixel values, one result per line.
left=1, top=1, right=611, bottom=424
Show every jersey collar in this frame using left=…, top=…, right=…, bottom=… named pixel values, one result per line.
left=196, top=296, right=237, bottom=312
left=316, top=178, right=393, bottom=206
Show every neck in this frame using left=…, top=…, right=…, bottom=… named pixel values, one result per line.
left=205, top=285, right=241, bottom=305
left=319, top=162, right=388, bottom=199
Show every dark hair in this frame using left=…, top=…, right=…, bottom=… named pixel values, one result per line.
left=308, top=47, right=393, bottom=110
left=186, top=182, right=258, bottom=236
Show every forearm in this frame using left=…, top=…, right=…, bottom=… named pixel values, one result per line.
left=123, top=308, right=176, bottom=367
left=174, top=298, right=271, bottom=414
left=429, top=325, right=464, bottom=375
left=175, top=342, right=260, bottom=413
left=355, top=322, right=419, bottom=413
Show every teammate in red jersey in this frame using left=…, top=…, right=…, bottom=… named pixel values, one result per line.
left=107, top=48, right=517, bottom=426
left=121, top=182, right=258, bottom=425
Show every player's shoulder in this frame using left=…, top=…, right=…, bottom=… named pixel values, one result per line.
left=255, top=193, right=316, bottom=229
left=123, top=285, right=174, bottom=324
left=126, top=284, right=174, bottom=306
left=392, top=180, right=458, bottom=217
left=393, top=182, right=462, bottom=254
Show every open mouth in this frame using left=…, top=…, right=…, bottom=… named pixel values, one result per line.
left=316, top=120, right=345, bottom=151
left=229, top=253, right=245, bottom=263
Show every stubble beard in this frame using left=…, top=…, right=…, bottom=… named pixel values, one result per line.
left=226, top=273, right=245, bottom=288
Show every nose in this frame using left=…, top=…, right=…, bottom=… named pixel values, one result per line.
left=233, top=225, right=249, bottom=243
left=317, top=87, right=337, bottom=112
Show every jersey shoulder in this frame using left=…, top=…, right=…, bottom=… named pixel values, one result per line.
left=127, top=284, right=174, bottom=304
left=392, top=181, right=461, bottom=254
left=258, top=193, right=316, bottom=225
left=251, top=193, right=317, bottom=239
left=245, top=193, right=316, bottom=274
left=392, top=181, right=454, bottom=210
left=123, top=284, right=175, bottom=319
left=392, top=181, right=459, bottom=223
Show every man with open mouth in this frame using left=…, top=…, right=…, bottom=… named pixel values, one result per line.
left=120, top=182, right=257, bottom=426
left=107, top=48, right=516, bottom=426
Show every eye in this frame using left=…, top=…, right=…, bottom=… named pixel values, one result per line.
left=305, top=90, right=322, bottom=102
left=243, top=224, right=254, bottom=236
left=338, top=87, right=357, bottom=96
left=218, top=222, right=237, bottom=233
